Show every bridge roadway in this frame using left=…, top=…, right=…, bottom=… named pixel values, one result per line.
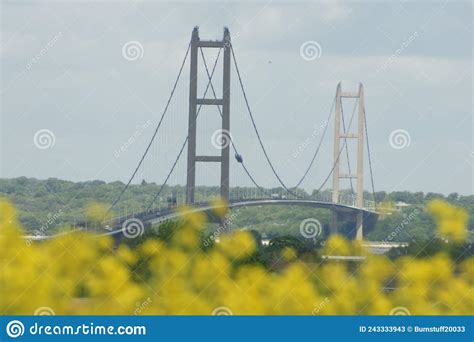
left=104, top=198, right=378, bottom=237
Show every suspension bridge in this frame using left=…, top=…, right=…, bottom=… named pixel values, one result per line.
left=98, top=27, right=378, bottom=241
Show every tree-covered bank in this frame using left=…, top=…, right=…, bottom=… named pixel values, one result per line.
left=0, top=177, right=472, bottom=242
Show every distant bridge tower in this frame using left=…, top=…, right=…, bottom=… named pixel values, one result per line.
left=186, top=27, right=231, bottom=204
left=331, top=83, right=366, bottom=240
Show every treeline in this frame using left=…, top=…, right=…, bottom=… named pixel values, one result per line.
left=0, top=177, right=472, bottom=243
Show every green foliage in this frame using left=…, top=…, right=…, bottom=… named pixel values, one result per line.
left=0, top=178, right=472, bottom=244
left=386, top=239, right=474, bottom=261
left=267, top=235, right=316, bottom=254
left=124, top=220, right=179, bottom=249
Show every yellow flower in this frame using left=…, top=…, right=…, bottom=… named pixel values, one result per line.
left=218, top=231, right=256, bottom=260
left=85, top=202, right=112, bottom=226
left=177, top=206, right=206, bottom=231
left=209, top=197, right=229, bottom=218
left=116, top=245, right=137, bottom=265
left=0, top=199, right=472, bottom=315
left=0, top=197, right=19, bottom=229
left=322, top=235, right=351, bottom=256
left=173, top=226, right=200, bottom=250
left=281, top=247, right=297, bottom=261
left=428, top=199, right=468, bottom=243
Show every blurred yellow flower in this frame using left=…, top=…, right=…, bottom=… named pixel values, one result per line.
left=218, top=230, right=256, bottom=260
left=322, top=235, right=351, bottom=256
left=209, top=197, right=229, bottom=218
left=428, top=199, right=468, bottom=243
left=282, top=247, right=297, bottom=261
left=85, top=202, right=112, bottom=226
left=0, top=197, right=472, bottom=315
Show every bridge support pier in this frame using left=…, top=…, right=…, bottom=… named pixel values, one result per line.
left=330, top=210, right=365, bottom=240
left=355, top=211, right=363, bottom=240
left=331, top=83, right=366, bottom=241
left=112, top=232, right=124, bottom=249
left=186, top=27, right=232, bottom=205
left=330, top=211, right=338, bottom=235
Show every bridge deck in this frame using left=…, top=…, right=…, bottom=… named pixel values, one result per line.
left=105, top=198, right=378, bottom=235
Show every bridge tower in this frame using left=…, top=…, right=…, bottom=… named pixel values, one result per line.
left=331, top=83, right=366, bottom=240
left=186, top=27, right=231, bottom=204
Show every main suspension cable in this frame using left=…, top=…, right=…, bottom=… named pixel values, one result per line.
left=200, top=47, right=272, bottom=198
left=340, top=98, right=355, bottom=194
left=144, top=47, right=223, bottom=212
left=293, top=94, right=336, bottom=189
left=109, top=41, right=191, bottom=211
left=315, top=97, right=359, bottom=193
left=363, top=107, right=377, bottom=208
left=230, top=45, right=301, bottom=198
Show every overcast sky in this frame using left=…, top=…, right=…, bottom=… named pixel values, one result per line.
left=1, top=0, right=472, bottom=195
